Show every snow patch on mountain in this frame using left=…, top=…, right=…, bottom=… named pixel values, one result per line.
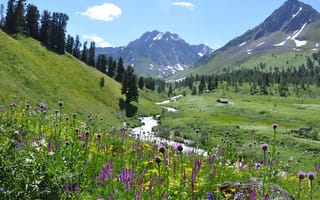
left=274, top=41, right=286, bottom=47
left=256, top=41, right=265, bottom=47
left=153, top=32, right=165, bottom=40
left=238, top=42, right=246, bottom=47
left=292, top=7, right=302, bottom=19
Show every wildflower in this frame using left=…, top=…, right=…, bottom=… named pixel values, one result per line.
left=75, top=182, right=79, bottom=193
left=65, top=140, right=71, bottom=146
left=159, top=146, right=166, bottom=154
left=65, top=182, right=70, bottom=196
left=177, top=144, right=183, bottom=152
left=261, top=143, right=268, bottom=151
left=39, top=102, right=46, bottom=109
left=272, top=124, right=278, bottom=129
left=58, top=101, right=63, bottom=107
left=118, top=168, right=134, bottom=192
left=54, top=109, right=59, bottom=113
left=251, top=189, right=256, bottom=200
left=96, top=133, right=101, bottom=139
left=234, top=193, right=244, bottom=200
left=263, top=195, right=269, bottom=200
left=298, top=171, right=305, bottom=180
left=0, top=188, right=6, bottom=194
left=307, top=172, right=315, bottom=181
left=155, top=156, right=162, bottom=164
left=207, top=192, right=214, bottom=200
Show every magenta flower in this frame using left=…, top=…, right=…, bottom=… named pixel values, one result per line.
left=261, top=143, right=269, bottom=151
left=272, top=123, right=278, bottom=129
left=298, top=171, right=306, bottom=180
left=307, top=172, right=315, bottom=181
left=177, top=144, right=183, bottom=152
left=159, top=146, right=166, bottom=154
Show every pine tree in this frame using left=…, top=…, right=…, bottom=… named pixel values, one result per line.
left=88, top=41, right=95, bottom=66
left=115, top=57, right=125, bottom=83
left=138, top=77, right=144, bottom=90
left=25, top=4, right=39, bottom=39
left=122, top=66, right=138, bottom=103
left=5, top=0, right=17, bottom=34
left=96, top=54, right=107, bottom=73
left=0, top=4, right=5, bottom=29
left=65, top=34, right=74, bottom=54
left=81, top=41, right=88, bottom=63
left=39, top=10, right=51, bottom=44
left=15, top=0, right=26, bottom=34
left=72, top=35, right=81, bottom=58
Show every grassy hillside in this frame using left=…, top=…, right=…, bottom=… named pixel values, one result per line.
left=0, top=30, right=126, bottom=124
left=172, top=50, right=315, bottom=79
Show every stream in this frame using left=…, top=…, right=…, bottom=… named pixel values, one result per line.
left=129, top=96, right=207, bottom=156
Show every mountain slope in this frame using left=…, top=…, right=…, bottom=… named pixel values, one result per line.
left=96, top=30, right=213, bottom=78
left=0, top=30, right=124, bottom=124
left=183, top=0, right=320, bottom=76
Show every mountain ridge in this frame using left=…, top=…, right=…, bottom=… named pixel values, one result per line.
left=96, top=30, right=213, bottom=78
left=188, top=0, right=320, bottom=76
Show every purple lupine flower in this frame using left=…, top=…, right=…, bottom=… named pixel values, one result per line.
left=99, top=160, right=114, bottom=183
left=48, top=138, right=53, bottom=153
left=191, top=168, right=196, bottom=183
left=183, top=168, right=187, bottom=181
left=263, top=194, right=269, bottom=200
left=307, top=172, right=315, bottom=181
left=207, top=192, right=214, bottom=200
left=75, top=182, right=79, bottom=193
left=194, top=159, right=202, bottom=173
left=298, top=171, right=306, bottom=180
left=251, top=189, right=256, bottom=200
left=118, top=168, right=134, bottom=192
left=149, top=173, right=157, bottom=190
left=0, top=188, right=6, bottom=194
left=65, top=182, right=70, bottom=196
left=261, top=143, right=269, bottom=151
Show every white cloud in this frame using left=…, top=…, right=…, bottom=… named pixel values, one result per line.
left=172, top=1, right=195, bottom=10
left=81, top=3, right=122, bottom=21
left=82, top=34, right=113, bottom=48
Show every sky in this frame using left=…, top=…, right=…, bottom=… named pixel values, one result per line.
left=1, top=0, right=320, bottom=48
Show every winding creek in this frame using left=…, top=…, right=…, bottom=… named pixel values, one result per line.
left=129, top=96, right=208, bottom=156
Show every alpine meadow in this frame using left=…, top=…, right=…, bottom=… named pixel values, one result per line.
left=0, top=0, right=320, bottom=199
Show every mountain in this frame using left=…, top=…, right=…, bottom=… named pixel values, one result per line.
left=182, top=0, right=320, bottom=76
left=0, top=29, right=124, bottom=124
left=96, top=30, right=213, bottom=78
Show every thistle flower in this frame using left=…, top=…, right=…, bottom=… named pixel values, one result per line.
left=272, top=123, right=278, bottom=129
left=159, top=146, right=166, bottom=154
left=177, top=144, right=183, bottom=152
left=155, top=156, right=162, bottom=164
left=58, top=101, right=63, bottom=107
left=307, top=172, right=315, bottom=181
left=298, top=171, right=306, bottom=180
left=261, top=143, right=269, bottom=151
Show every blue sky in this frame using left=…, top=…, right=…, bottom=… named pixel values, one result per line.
left=1, top=0, right=320, bottom=48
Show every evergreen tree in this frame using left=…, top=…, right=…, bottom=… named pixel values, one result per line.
left=121, top=66, right=138, bottom=103
left=88, top=41, right=95, bottom=66
left=81, top=41, right=88, bottom=63
left=96, top=54, right=107, bottom=73
left=56, top=12, right=68, bottom=53
left=5, top=0, right=17, bottom=34
left=15, top=0, right=26, bottom=34
left=0, top=4, right=5, bottom=29
left=39, top=10, right=51, bottom=44
left=65, top=34, right=74, bottom=54
left=72, top=35, right=81, bottom=58
left=115, top=57, right=125, bottom=83
left=168, top=83, right=173, bottom=97
left=138, top=76, right=144, bottom=90
left=25, top=4, right=39, bottom=38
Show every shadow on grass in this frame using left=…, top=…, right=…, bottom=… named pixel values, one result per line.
left=119, top=98, right=138, bottom=117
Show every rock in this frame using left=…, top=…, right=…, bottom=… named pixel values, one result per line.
left=218, top=177, right=294, bottom=200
